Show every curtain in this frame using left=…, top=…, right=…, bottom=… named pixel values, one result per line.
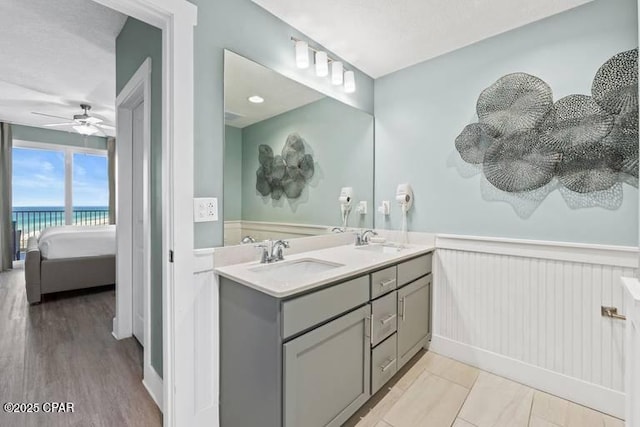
left=0, top=123, right=12, bottom=271
left=107, top=137, right=116, bottom=225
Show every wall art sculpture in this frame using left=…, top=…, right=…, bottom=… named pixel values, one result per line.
left=256, top=133, right=315, bottom=200
left=455, top=48, right=638, bottom=214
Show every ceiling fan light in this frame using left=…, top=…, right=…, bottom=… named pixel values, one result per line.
left=73, top=125, right=98, bottom=136
left=315, top=51, right=328, bottom=77
left=344, top=70, right=356, bottom=93
left=295, top=40, right=309, bottom=69
left=331, top=61, right=343, bottom=85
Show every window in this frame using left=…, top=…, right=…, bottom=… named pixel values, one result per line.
left=12, top=142, right=110, bottom=253
left=73, top=153, right=109, bottom=225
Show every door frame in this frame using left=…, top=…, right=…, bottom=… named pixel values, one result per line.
left=114, top=58, right=159, bottom=404
left=91, top=0, right=197, bottom=426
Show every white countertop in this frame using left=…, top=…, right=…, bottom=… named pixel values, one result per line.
left=215, top=242, right=435, bottom=298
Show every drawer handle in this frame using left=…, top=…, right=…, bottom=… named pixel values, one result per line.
left=379, top=279, right=396, bottom=289
left=380, top=313, right=397, bottom=325
left=380, top=358, right=396, bottom=372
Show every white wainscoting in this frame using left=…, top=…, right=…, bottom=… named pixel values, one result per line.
left=192, top=249, right=218, bottom=425
left=431, top=235, right=638, bottom=419
left=223, top=221, right=330, bottom=246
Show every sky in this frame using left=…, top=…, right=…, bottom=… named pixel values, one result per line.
left=12, top=147, right=108, bottom=207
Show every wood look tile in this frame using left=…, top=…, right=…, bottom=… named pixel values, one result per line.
left=529, top=415, right=562, bottom=427
left=374, top=421, right=392, bottom=427
left=452, top=418, right=477, bottom=427
left=383, top=370, right=469, bottom=427
left=392, top=350, right=430, bottom=391
left=458, top=372, right=534, bottom=427
left=565, top=402, right=624, bottom=427
left=343, top=386, right=404, bottom=427
left=531, top=391, right=569, bottom=426
left=421, top=352, right=479, bottom=389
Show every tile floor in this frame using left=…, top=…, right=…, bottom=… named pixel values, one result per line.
left=344, top=350, right=623, bottom=427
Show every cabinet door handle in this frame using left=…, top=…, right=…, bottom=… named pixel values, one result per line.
left=380, top=313, right=397, bottom=325
left=399, top=297, right=406, bottom=321
left=380, top=358, right=396, bottom=372
left=379, top=279, right=396, bottom=289
left=364, top=315, right=371, bottom=338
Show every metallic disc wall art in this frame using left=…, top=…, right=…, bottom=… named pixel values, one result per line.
left=482, top=130, right=560, bottom=192
left=476, top=73, right=553, bottom=137
left=256, top=133, right=316, bottom=200
left=556, top=142, right=623, bottom=193
left=454, top=123, right=498, bottom=164
left=538, top=95, right=613, bottom=150
left=592, top=48, right=638, bottom=115
left=455, top=48, right=638, bottom=209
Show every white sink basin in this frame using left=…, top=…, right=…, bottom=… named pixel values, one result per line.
left=355, top=244, right=405, bottom=254
left=249, top=258, right=344, bottom=279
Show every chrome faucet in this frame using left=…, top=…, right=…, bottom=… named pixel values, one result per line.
left=270, top=239, right=290, bottom=262
left=355, top=229, right=378, bottom=246
left=331, top=227, right=345, bottom=233
left=256, top=239, right=290, bottom=263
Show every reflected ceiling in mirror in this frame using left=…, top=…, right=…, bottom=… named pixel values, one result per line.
left=223, top=50, right=374, bottom=247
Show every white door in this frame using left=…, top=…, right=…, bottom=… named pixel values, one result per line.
left=132, top=100, right=145, bottom=344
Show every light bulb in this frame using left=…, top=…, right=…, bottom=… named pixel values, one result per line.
left=315, top=51, right=328, bottom=77
left=344, top=70, right=356, bottom=93
left=295, top=40, right=309, bottom=69
left=331, top=61, right=343, bottom=85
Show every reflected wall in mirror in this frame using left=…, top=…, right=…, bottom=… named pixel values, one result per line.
left=223, top=50, right=374, bottom=246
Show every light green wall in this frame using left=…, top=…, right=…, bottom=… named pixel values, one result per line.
left=374, top=0, right=638, bottom=246
left=224, top=125, right=242, bottom=220
left=12, top=124, right=107, bottom=150
left=239, top=98, right=374, bottom=228
left=115, top=17, right=164, bottom=376
left=188, top=0, right=375, bottom=248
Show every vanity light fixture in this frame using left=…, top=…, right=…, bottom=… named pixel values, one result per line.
left=315, top=51, right=328, bottom=77
left=295, top=40, right=309, bottom=69
left=344, top=70, right=356, bottom=93
left=248, top=95, right=265, bottom=104
left=291, top=37, right=356, bottom=93
left=331, top=61, right=344, bottom=85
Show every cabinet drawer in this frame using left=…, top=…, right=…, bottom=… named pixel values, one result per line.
left=282, top=275, right=369, bottom=339
left=397, top=253, right=432, bottom=287
left=371, top=291, right=397, bottom=347
left=370, top=266, right=397, bottom=299
left=371, top=334, right=397, bottom=395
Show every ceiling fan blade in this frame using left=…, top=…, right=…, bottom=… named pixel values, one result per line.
left=32, top=112, right=74, bottom=122
left=85, top=116, right=103, bottom=125
left=43, top=123, right=74, bottom=127
left=95, top=123, right=115, bottom=130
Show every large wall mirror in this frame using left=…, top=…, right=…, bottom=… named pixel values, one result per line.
left=223, top=50, right=374, bottom=246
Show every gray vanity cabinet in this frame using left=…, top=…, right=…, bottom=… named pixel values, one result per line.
left=219, top=250, right=433, bottom=427
left=283, top=305, right=371, bottom=427
left=397, top=274, right=432, bottom=368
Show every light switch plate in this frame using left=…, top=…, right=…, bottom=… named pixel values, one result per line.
left=194, top=197, right=218, bottom=222
left=356, top=201, right=367, bottom=215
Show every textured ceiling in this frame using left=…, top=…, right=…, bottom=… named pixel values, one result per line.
left=0, top=0, right=126, bottom=136
left=225, top=51, right=325, bottom=129
left=252, top=0, right=593, bottom=78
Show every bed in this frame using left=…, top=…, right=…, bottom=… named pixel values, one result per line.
left=25, top=225, right=116, bottom=304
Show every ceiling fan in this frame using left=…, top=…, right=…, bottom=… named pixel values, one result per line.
left=32, top=104, right=115, bottom=136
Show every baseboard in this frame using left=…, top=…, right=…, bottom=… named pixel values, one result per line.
left=143, top=364, right=164, bottom=412
left=430, top=335, right=625, bottom=419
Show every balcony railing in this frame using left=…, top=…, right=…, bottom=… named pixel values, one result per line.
left=12, top=208, right=110, bottom=253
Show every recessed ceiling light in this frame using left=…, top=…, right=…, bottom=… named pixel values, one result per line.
left=248, top=95, right=264, bottom=104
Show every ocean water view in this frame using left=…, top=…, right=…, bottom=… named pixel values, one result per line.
left=12, top=206, right=109, bottom=250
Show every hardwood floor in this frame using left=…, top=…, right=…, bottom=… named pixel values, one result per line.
left=0, top=263, right=161, bottom=427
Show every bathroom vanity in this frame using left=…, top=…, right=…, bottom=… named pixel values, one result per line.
left=217, top=243, right=433, bottom=427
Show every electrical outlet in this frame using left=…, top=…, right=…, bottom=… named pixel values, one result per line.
left=356, top=201, right=367, bottom=215
left=378, top=201, right=390, bottom=216
left=194, top=197, right=218, bottom=222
